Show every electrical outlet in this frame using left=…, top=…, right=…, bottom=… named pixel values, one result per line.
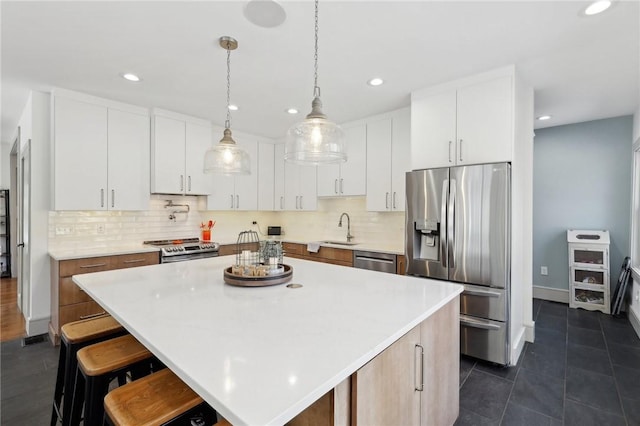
left=55, top=226, right=73, bottom=235
left=97, top=224, right=105, bottom=234
left=252, top=221, right=257, bottom=225
left=540, top=266, right=548, bottom=276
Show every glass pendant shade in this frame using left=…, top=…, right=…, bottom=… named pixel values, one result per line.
left=285, top=96, right=346, bottom=165
left=204, top=128, right=251, bottom=175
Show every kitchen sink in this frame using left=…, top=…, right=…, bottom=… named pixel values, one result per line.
left=321, top=240, right=359, bottom=246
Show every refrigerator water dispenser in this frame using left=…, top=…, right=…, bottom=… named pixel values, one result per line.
left=414, top=219, right=439, bottom=261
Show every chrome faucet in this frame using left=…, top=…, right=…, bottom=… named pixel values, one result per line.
left=338, top=212, right=354, bottom=242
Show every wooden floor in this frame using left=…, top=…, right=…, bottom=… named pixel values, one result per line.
left=0, top=277, right=25, bottom=342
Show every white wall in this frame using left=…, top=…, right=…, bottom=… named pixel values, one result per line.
left=0, top=143, right=11, bottom=189
left=17, top=92, right=51, bottom=336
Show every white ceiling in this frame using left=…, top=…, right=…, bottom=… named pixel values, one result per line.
left=2, top=0, right=639, bottom=144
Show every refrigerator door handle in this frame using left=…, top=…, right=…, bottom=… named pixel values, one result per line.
left=448, top=179, right=456, bottom=268
left=440, top=179, right=448, bottom=268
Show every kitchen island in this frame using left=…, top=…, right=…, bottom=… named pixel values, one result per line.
left=73, top=255, right=463, bottom=425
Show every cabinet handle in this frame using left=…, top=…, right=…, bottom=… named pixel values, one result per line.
left=188, top=176, right=192, bottom=192
left=414, top=344, right=424, bottom=391
left=111, top=189, right=115, bottom=208
left=295, top=196, right=300, bottom=210
left=335, top=179, right=338, bottom=194
left=123, top=259, right=145, bottom=264
left=80, top=311, right=106, bottom=320
left=459, top=139, right=463, bottom=162
left=393, top=192, right=397, bottom=209
left=300, top=196, right=303, bottom=210
left=236, top=195, right=240, bottom=209
left=280, top=196, right=284, bottom=210
left=79, top=263, right=107, bottom=269
left=180, top=175, right=184, bottom=192
left=448, top=141, right=453, bottom=163
left=100, top=189, right=104, bottom=208
left=230, top=195, right=234, bottom=209
left=385, top=192, right=389, bottom=209
left=340, top=178, right=344, bottom=194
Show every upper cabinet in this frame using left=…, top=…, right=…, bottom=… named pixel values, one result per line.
left=317, top=123, right=367, bottom=197
left=366, top=108, right=411, bottom=212
left=274, top=144, right=286, bottom=211
left=151, top=109, right=213, bottom=195
left=411, top=68, right=513, bottom=170
left=284, top=161, right=317, bottom=211
left=52, top=90, right=150, bottom=211
left=206, top=129, right=258, bottom=211
left=257, top=142, right=275, bottom=211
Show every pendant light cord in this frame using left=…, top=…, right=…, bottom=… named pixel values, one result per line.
left=313, top=0, right=320, bottom=98
left=225, top=45, right=232, bottom=130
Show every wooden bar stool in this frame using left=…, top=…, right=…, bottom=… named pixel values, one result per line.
left=50, top=315, right=126, bottom=426
left=104, top=368, right=217, bottom=426
left=73, top=334, right=158, bottom=426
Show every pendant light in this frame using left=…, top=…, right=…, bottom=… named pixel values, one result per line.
left=204, top=36, right=251, bottom=175
left=285, top=0, right=346, bottom=165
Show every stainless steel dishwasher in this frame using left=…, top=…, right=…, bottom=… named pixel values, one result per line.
left=353, top=250, right=397, bottom=274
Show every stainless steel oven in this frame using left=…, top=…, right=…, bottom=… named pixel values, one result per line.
left=144, top=238, right=220, bottom=263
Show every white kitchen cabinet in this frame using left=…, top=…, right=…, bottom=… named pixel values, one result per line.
left=366, top=108, right=410, bottom=212
left=53, top=91, right=149, bottom=211
left=151, top=109, right=213, bottom=195
left=257, top=142, right=275, bottom=211
left=316, top=123, right=367, bottom=197
left=206, top=134, right=258, bottom=211
left=284, top=162, right=317, bottom=211
left=274, top=144, right=286, bottom=211
left=411, top=70, right=513, bottom=170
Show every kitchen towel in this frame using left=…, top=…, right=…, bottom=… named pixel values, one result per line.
left=306, top=242, right=321, bottom=253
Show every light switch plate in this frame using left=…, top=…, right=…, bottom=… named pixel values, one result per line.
left=541, top=266, right=548, bottom=276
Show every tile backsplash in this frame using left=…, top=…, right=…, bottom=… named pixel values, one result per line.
left=48, top=195, right=405, bottom=251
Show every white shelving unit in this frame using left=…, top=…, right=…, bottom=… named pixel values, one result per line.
left=567, top=229, right=610, bottom=314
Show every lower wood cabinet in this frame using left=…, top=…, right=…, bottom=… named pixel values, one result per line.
left=49, top=251, right=159, bottom=344
left=283, top=296, right=459, bottom=425
left=352, top=296, right=460, bottom=425
left=282, top=242, right=353, bottom=267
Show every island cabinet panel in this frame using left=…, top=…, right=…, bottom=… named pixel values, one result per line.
left=352, top=296, right=460, bottom=426
left=282, top=242, right=353, bottom=267
left=49, top=251, right=159, bottom=345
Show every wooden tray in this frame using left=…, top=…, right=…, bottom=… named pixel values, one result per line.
left=223, top=264, right=293, bottom=287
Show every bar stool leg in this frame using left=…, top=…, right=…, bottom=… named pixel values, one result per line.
left=83, top=374, right=110, bottom=426
left=50, top=341, right=68, bottom=426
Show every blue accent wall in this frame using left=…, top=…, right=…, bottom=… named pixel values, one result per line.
left=533, top=116, right=633, bottom=292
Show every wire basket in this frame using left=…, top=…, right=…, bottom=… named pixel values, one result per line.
left=234, top=230, right=261, bottom=268
left=224, top=232, right=292, bottom=286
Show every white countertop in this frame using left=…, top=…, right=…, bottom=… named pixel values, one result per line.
left=73, top=256, right=461, bottom=425
left=49, top=245, right=160, bottom=261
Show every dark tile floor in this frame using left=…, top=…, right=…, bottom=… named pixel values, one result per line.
left=456, top=299, right=640, bottom=426
left=1, top=300, right=639, bottom=425
left=1, top=336, right=59, bottom=425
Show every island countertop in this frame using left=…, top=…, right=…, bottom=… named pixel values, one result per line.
left=73, top=255, right=462, bottom=425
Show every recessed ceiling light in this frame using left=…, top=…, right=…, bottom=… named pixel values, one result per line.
left=121, top=73, right=141, bottom=82
left=228, top=104, right=239, bottom=111
left=537, top=115, right=552, bottom=121
left=243, top=0, right=286, bottom=28
left=286, top=108, right=299, bottom=115
left=368, top=78, right=384, bottom=86
left=584, top=0, right=612, bottom=15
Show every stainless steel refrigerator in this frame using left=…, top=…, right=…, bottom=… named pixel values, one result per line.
left=406, top=163, right=510, bottom=365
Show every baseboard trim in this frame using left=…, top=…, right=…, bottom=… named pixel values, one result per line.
left=524, top=320, right=535, bottom=343
left=630, top=308, right=640, bottom=339
left=26, top=315, right=50, bottom=337
left=511, top=326, right=526, bottom=366
left=533, top=285, right=569, bottom=304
